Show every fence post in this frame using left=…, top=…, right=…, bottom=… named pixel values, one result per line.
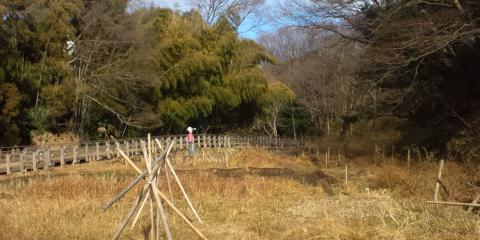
left=133, top=140, right=137, bottom=155
left=175, top=136, right=179, bottom=150
left=106, top=141, right=111, bottom=159
left=46, top=148, right=52, bottom=168
left=85, top=143, right=90, bottom=163
left=20, top=151, right=25, bottom=173
left=73, top=145, right=77, bottom=164
left=203, top=135, right=206, bottom=149
left=96, top=143, right=100, bottom=160
left=60, top=146, right=65, bottom=166
left=180, top=136, right=183, bottom=149
left=6, top=154, right=11, bottom=175
left=126, top=141, right=130, bottom=157
left=33, top=150, right=38, bottom=171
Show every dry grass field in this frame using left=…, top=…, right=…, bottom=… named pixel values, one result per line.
left=1, top=148, right=480, bottom=240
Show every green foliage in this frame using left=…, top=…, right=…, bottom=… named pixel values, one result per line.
left=278, top=102, right=313, bottom=137
left=0, top=2, right=284, bottom=143
left=0, top=83, right=22, bottom=145
left=27, top=107, right=51, bottom=133
left=143, top=9, right=274, bottom=133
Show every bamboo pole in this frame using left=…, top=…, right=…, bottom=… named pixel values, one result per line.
left=112, top=188, right=147, bottom=240
left=149, top=183, right=172, bottom=240
left=117, top=149, right=142, bottom=174
left=149, top=190, right=156, bottom=240
left=426, top=201, right=480, bottom=207
left=141, top=141, right=152, bottom=171
left=104, top=152, right=167, bottom=210
left=164, top=156, right=203, bottom=224
left=165, top=161, right=175, bottom=204
left=151, top=184, right=208, bottom=240
left=130, top=190, right=151, bottom=229
left=156, top=139, right=203, bottom=224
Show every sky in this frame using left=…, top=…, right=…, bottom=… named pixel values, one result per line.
left=145, top=0, right=281, bottom=39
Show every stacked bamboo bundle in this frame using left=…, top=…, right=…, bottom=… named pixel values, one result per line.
left=104, top=134, right=207, bottom=240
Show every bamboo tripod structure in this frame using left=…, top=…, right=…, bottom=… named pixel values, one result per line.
left=104, top=134, right=207, bottom=240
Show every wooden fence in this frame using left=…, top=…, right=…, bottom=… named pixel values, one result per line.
left=0, top=135, right=299, bottom=175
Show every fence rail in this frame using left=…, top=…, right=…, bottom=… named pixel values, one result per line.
left=0, top=135, right=299, bottom=175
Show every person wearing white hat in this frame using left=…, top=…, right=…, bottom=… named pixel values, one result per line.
left=187, top=127, right=195, bottom=156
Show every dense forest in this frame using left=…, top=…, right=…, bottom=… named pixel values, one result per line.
left=0, top=0, right=293, bottom=145
left=260, top=0, right=480, bottom=160
left=1, top=0, right=480, bottom=161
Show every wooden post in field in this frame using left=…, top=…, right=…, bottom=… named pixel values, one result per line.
left=467, top=194, right=480, bottom=212
left=345, top=164, right=348, bottom=186
left=407, top=149, right=411, bottom=168
left=208, top=135, right=212, bottom=148
left=33, top=150, right=38, bottom=171
left=60, top=146, right=65, bottom=166
left=180, top=136, right=183, bottom=149
left=96, top=142, right=100, bottom=160
left=325, top=151, right=328, bottom=169
left=6, top=154, right=11, bottom=175
left=327, top=147, right=331, bottom=165
left=434, top=159, right=445, bottom=201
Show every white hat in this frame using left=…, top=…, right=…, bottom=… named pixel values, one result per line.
left=187, top=127, right=193, bottom=132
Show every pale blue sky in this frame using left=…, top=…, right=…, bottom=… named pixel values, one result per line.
left=145, top=0, right=280, bottom=39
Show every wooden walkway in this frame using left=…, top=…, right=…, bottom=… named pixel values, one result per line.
left=0, top=135, right=298, bottom=175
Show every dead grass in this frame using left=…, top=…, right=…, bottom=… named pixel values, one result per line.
left=0, top=148, right=479, bottom=240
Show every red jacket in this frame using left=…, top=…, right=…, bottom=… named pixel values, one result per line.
left=187, top=133, right=194, bottom=143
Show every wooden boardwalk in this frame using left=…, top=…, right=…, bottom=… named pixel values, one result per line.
left=0, top=135, right=298, bottom=175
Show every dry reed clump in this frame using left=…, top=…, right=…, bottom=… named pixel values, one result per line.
left=31, top=131, right=80, bottom=145
left=362, top=160, right=480, bottom=202
left=227, top=148, right=315, bottom=170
